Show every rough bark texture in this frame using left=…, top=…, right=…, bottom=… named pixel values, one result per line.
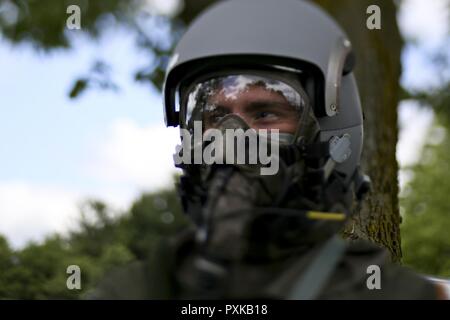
left=314, top=0, right=403, bottom=261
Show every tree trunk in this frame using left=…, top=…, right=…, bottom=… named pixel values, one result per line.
left=314, top=0, right=403, bottom=261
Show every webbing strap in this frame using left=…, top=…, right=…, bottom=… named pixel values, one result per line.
left=288, top=234, right=347, bottom=300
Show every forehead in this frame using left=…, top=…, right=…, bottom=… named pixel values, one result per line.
left=210, top=81, right=291, bottom=106
left=198, top=74, right=303, bottom=106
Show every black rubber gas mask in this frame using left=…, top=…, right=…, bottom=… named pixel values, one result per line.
left=174, top=70, right=349, bottom=261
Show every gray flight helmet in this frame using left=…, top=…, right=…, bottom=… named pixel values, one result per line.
left=163, top=0, right=364, bottom=184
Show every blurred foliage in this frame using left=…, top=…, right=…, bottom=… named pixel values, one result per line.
left=0, top=0, right=448, bottom=297
left=400, top=117, right=450, bottom=277
left=399, top=44, right=450, bottom=276
left=0, top=189, right=188, bottom=299
left=0, top=2, right=205, bottom=297
left=400, top=81, right=450, bottom=278
left=399, top=45, right=450, bottom=277
left=0, top=0, right=214, bottom=96
left=402, top=82, right=450, bottom=127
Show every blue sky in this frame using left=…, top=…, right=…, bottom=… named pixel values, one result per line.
left=0, top=0, right=448, bottom=248
left=0, top=24, right=181, bottom=246
left=0, top=27, right=161, bottom=184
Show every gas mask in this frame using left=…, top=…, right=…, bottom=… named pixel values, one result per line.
left=174, top=70, right=354, bottom=262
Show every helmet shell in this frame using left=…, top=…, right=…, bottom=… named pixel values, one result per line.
left=163, top=0, right=363, bottom=182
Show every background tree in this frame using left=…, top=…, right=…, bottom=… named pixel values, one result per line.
left=400, top=117, right=450, bottom=278
left=0, top=0, right=405, bottom=259
left=1, top=1, right=447, bottom=296
left=400, top=57, right=450, bottom=277
left=0, top=189, right=188, bottom=299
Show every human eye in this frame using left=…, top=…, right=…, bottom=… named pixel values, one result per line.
left=255, top=110, right=278, bottom=120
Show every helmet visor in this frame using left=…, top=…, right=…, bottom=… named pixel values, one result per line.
left=181, top=74, right=307, bottom=134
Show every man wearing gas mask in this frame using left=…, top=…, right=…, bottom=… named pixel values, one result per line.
left=89, top=0, right=443, bottom=299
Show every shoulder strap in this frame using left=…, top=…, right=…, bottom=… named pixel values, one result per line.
left=288, top=234, right=347, bottom=300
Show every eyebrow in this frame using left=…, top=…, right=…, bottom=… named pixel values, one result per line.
left=243, top=100, right=295, bottom=113
left=205, top=99, right=296, bottom=115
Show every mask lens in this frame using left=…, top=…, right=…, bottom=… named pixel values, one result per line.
left=183, top=74, right=306, bottom=134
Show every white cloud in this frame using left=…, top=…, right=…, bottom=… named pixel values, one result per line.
left=88, top=118, right=181, bottom=191
left=398, top=0, right=449, bottom=90
left=397, top=100, right=434, bottom=188
left=398, top=0, right=449, bottom=48
left=397, top=100, right=434, bottom=167
left=143, top=0, right=184, bottom=17
left=0, top=119, right=182, bottom=249
left=396, top=0, right=447, bottom=189
left=0, top=182, right=80, bottom=248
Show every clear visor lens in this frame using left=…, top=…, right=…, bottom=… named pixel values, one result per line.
left=182, top=74, right=305, bottom=133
